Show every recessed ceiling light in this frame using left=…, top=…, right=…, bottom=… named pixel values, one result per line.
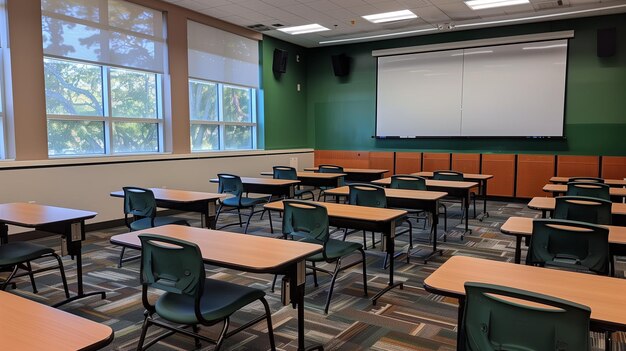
left=465, top=0, right=529, bottom=10
left=277, top=24, right=330, bottom=35
left=362, top=10, right=418, bottom=24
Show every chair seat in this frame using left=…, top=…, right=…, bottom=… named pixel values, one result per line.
left=155, top=278, right=265, bottom=325
left=130, top=216, right=189, bottom=231
left=308, top=238, right=362, bottom=262
left=0, top=242, right=55, bottom=266
left=222, top=196, right=266, bottom=208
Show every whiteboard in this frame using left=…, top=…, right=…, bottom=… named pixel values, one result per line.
left=375, top=39, right=568, bottom=138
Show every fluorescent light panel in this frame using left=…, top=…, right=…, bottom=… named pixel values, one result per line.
left=363, top=10, right=417, bottom=23
left=277, top=23, right=329, bottom=35
left=465, top=0, right=529, bottom=10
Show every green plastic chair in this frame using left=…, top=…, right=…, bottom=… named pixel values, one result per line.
left=526, top=218, right=610, bottom=275
left=136, top=234, right=275, bottom=351
left=317, top=165, right=345, bottom=201
left=214, top=174, right=269, bottom=233
left=433, top=170, right=477, bottom=220
left=272, top=166, right=314, bottom=200
left=569, top=177, right=605, bottom=183
left=118, top=186, right=190, bottom=268
left=553, top=196, right=612, bottom=225
left=390, top=174, right=443, bottom=232
left=566, top=182, right=610, bottom=200
left=272, top=200, right=367, bottom=314
left=348, top=183, right=412, bottom=266
left=0, top=241, right=69, bottom=299
left=462, top=282, right=591, bottom=351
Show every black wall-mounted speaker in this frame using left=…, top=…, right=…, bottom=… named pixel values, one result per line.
left=597, top=27, right=617, bottom=58
left=273, top=49, right=288, bottom=73
left=331, top=53, right=350, bottom=77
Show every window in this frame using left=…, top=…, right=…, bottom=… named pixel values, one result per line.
left=0, top=0, right=7, bottom=159
left=187, top=20, right=259, bottom=151
left=42, top=0, right=166, bottom=156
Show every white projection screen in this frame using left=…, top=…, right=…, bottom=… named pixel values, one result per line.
left=375, top=39, right=568, bottom=137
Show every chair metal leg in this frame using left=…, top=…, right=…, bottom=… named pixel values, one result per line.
left=0, top=265, right=19, bottom=291
left=371, top=232, right=376, bottom=249
left=192, top=325, right=201, bottom=349
left=324, top=259, right=342, bottom=314
left=260, top=297, right=277, bottom=351
left=244, top=206, right=255, bottom=233
left=25, top=261, right=37, bottom=294
left=237, top=209, right=243, bottom=228
left=214, top=205, right=224, bottom=229
left=214, top=318, right=230, bottom=351
left=118, top=246, right=127, bottom=268
left=268, top=210, right=274, bottom=234
left=311, top=261, right=319, bottom=287
left=270, top=274, right=278, bottom=293
left=136, top=312, right=151, bottom=351
left=360, top=249, right=368, bottom=297
left=52, top=253, right=70, bottom=299
left=361, top=230, right=367, bottom=249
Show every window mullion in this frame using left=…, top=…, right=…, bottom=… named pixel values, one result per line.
left=103, top=65, right=112, bottom=154
left=218, top=84, right=225, bottom=150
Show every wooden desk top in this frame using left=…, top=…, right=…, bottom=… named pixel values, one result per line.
left=111, top=225, right=322, bottom=273
left=264, top=200, right=407, bottom=223
left=373, top=177, right=479, bottom=189
left=423, top=255, right=626, bottom=330
left=110, top=188, right=227, bottom=202
left=304, top=167, right=388, bottom=174
left=528, top=197, right=626, bottom=216
left=543, top=184, right=626, bottom=197
left=0, top=203, right=97, bottom=227
left=260, top=171, right=347, bottom=179
left=322, top=186, right=448, bottom=201
left=550, top=177, right=626, bottom=186
left=412, top=172, right=494, bottom=181
left=500, top=216, right=626, bottom=245
left=0, top=290, right=113, bottom=350
left=209, top=177, right=300, bottom=186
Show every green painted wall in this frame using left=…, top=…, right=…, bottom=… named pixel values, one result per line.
left=305, top=14, right=626, bottom=155
left=261, top=36, right=310, bottom=149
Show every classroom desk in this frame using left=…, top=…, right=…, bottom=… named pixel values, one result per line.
left=413, top=172, right=493, bottom=220
left=500, top=216, right=626, bottom=264
left=260, top=171, right=346, bottom=188
left=550, top=176, right=626, bottom=187
left=543, top=183, right=626, bottom=198
left=321, top=186, right=448, bottom=263
left=264, top=200, right=407, bottom=305
left=0, top=202, right=106, bottom=307
left=110, top=188, right=227, bottom=229
left=111, top=225, right=323, bottom=351
left=373, top=177, right=478, bottom=235
left=209, top=177, right=301, bottom=198
left=303, top=167, right=388, bottom=182
left=527, top=196, right=626, bottom=221
left=423, top=255, right=626, bottom=349
left=0, top=290, right=113, bottom=350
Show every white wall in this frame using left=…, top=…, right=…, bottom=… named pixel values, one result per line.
left=0, top=150, right=314, bottom=233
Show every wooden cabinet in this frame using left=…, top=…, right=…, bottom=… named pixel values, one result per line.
left=369, top=152, right=394, bottom=177
left=556, top=155, right=599, bottom=177
left=395, top=152, right=421, bottom=174
left=452, top=153, right=480, bottom=174
left=422, top=153, right=451, bottom=172
left=481, top=154, right=515, bottom=197
left=516, top=155, right=556, bottom=198
left=601, top=156, right=626, bottom=180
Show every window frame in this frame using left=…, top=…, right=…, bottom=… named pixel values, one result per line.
left=45, top=56, right=165, bottom=156
left=189, top=78, right=257, bottom=152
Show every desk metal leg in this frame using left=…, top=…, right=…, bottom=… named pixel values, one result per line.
left=476, top=180, right=489, bottom=221
left=462, top=192, right=471, bottom=239
left=457, top=297, right=466, bottom=351
left=412, top=208, right=443, bottom=264
left=372, top=222, right=403, bottom=305
left=203, top=201, right=217, bottom=229
left=53, top=222, right=106, bottom=308
left=290, top=261, right=324, bottom=351
left=514, top=236, right=522, bottom=264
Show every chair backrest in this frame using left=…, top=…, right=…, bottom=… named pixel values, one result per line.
left=273, top=166, right=298, bottom=180
left=463, top=282, right=591, bottom=351
left=282, top=200, right=329, bottom=244
left=526, top=218, right=610, bottom=275
left=139, top=234, right=205, bottom=298
left=348, top=183, right=387, bottom=208
left=217, top=173, right=244, bottom=198
left=433, top=170, right=464, bottom=181
left=318, top=165, right=345, bottom=186
left=123, top=186, right=157, bottom=218
left=390, top=175, right=427, bottom=190
left=569, top=177, right=605, bottom=184
left=554, top=196, right=612, bottom=225
left=566, top=182, right=610, bottom=200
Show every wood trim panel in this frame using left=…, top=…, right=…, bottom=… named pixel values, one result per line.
left=481, top=154, right=515, bottom=197
left=556, top=155, right=599, bottom=177
left=369, top=152, right=394, bottom=177
left=516, top=154, right=556, bottom=198
left=422, top=153, right=451, bottom=172
left=451, top=153, right=480, bottom=174
left=314, top=150, right=370, bottom=169
left=395, top=152, right=422, bottom=174
left=601, top=156, right=626, bottom=180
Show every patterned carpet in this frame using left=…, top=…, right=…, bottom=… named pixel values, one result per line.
left=3, top=198, right=625, bottom=351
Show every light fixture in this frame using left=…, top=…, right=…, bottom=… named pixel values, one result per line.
left=277, top=23, right=330, bottom=35
left=362, top=10, right=417, bottom=23
left=319, top=27, right=437, bottom=45
left=465, top=0, right=529, bottom=10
